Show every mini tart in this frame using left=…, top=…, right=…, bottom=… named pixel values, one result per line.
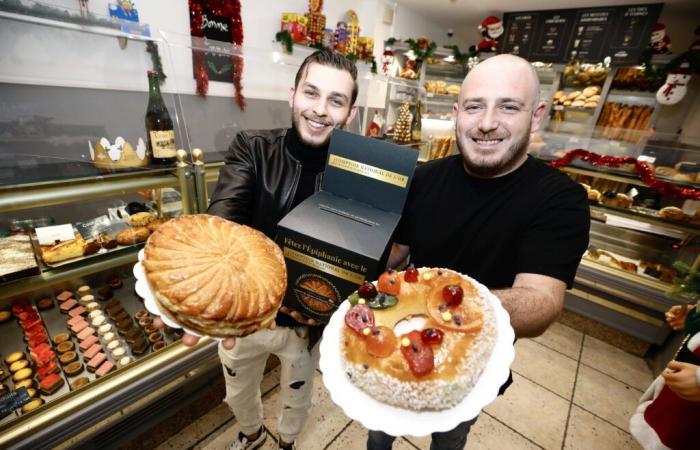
left=0, top=310, right=11, bottom=323
left=5, top=351, right=25, bottom=365
left=15, top=378, right=34, bottom=390
left=148, top=332, right=163, bottom=343
left=86, top=302, right=101, bottom=312
left=77, top=285, right=91, bottom=296
left=117, top=356, right=133, bottom=367
left=53, top=332, right=71, bottom=345
left=71, top=376, right=90, bottom=389
left=26, top=387, right=39, bottom=398
left=59, top=351, right=78, bottom=365
left=64, top=361, right=84, bottom=377
left=21, top=398, right=44, bottom=414
left=56, top=341, right=75, bottom=354
left=107, top=340, right=121, bottom=351
left=36, top=298, right=54, bottom=310
left=152, top=341, right=167, bottom=351
left=134, top=309, right=149, bottom=320
left=97, top=286, right=113, bottom=301
left=9, top=360, right=30, bottom=373
left=131, top=337, right=148, bottom=354
left=98, top=324, right=113, bottom=335
left=13, top=367, right=33, bottom=382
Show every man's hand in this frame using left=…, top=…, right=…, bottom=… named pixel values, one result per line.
left=152, top=316, right=276, bottom=350
left=665, top=305, right=690, bottom=331
left=663, top=360, right=700, bottom=401
left=279, top=306, right=317, bottom=326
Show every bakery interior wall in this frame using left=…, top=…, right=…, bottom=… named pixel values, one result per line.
left=2, top=0, right=698, bottom=180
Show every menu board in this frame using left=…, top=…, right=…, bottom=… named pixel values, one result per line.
left=498, top=3, right=663, bottom=65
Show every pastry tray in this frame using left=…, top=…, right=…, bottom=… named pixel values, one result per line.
left=29, top=223, right=142, bottom=272
left=0, top=270, right=178, bottom=425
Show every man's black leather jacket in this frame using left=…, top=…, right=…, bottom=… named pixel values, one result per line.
left=208, top=128, right=301, bottom=239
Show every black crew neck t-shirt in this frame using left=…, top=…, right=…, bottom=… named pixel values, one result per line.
left=395, top=155, right=590, bottom=289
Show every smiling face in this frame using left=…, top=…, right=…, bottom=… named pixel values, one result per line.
left=453, top=55, right=547, bottom=178
left=289, top=63, right=358, bottom=148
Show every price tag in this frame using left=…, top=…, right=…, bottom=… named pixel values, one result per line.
left=554, top=105, right=564, bottom=111
left=638, top=155, right=656, bottom=164
left=35, top=224, right=75, bottom=245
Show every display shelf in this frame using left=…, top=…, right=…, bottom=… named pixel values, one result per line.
left=0, top=247, right=140, bottom=302
left=605, top=90, right=657, bottom=106
left=0, top=170, right=181, bottom=213
left=589, top=204, right=700, bottom=237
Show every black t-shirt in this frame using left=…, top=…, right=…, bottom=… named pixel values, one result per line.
left=395, top=155, right=590, bottom=289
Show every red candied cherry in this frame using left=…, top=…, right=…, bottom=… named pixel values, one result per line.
left=442, top=285, right=463, bottom=306
left=404, top=264, right=419, bottom=283
left=357, top=281, right=378, bottom=300
left=420, top=327, right=444, bottom=345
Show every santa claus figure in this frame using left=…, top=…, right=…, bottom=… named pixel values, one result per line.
left=478, top=16, right=503, bottom=53
left=650, top=23, right=671, bottom=54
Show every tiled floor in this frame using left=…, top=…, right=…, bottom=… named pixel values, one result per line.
left=155, top=322, right=650, bottom=450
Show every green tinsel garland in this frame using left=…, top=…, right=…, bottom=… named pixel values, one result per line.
left=146, top=41, right=166, bottom=83
left=275, top=30, right=293, bottom=54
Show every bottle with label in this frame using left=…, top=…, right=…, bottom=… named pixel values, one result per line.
left=411, top=100, right=422, bottom=142
left=145, top=70, right=176, bottom=165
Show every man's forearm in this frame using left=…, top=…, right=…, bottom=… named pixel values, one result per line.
left=491, top=286, right=563, bottom=338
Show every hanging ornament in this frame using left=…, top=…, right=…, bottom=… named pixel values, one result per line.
left=188, top=0, right=245, bottom=110
left=550, top=149, right=700, bottom=200
left=656, top=63, right=692, bottom=105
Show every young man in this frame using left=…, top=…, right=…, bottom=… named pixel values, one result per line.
left=206, top=50, right=358, bottom=450
left=367, top=54, right=590, bottom=450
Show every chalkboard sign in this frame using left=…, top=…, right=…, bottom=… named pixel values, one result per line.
left=498, top=3, right=663, bottom=65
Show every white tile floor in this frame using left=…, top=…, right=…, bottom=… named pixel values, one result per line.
left=156, top=322, right=650, bottom=450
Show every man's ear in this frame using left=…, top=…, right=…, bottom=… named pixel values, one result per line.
left=531, top=100, right=548, bottom=132
left=347, top=105, right=358, bottom=125
left=288, top=86, right=295, bottom=109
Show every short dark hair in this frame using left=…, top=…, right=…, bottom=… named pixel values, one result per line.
left=294, top=50, right=358, bottom=105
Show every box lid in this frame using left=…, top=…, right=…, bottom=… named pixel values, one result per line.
left=278, top=191, right=400, bottom=260
left=322, top=130, right=418, bottom=214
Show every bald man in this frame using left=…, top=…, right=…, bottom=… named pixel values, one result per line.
left=369, top=55, right=590, bottom=450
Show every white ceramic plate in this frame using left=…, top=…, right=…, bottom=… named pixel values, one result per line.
left=319, top=278, right=514, bottom=437
left=133, top=248, right=216, bottom=339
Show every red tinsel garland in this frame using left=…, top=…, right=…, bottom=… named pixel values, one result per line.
left=550, top=149, right=700, bottom=200
left=189, top=0, right=245, bottom=110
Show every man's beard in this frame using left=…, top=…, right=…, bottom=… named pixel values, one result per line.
left=291, top=110, right=344, bottom=148
left=456, top=127, right=530, bottom=178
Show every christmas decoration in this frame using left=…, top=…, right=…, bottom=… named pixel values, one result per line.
left=275, top=30, right=293, bottom=53
left=656, top=62, right=692, bottom=105
left=334, top=21, right=349, bottom=55
left=146, top=41, right=166, bottom=83
left=393, top=101, right=412, bottom=145
left=477, top=16, right=503, bottom=53
left=404, top=37, right=436, bottom=62
left=649, top=23, right=671, bottom=54
left=550, top=150, right=700, bottom=200
left=366, top=111, right=384, bottom=137
left=305, top=0, right=326, bottom=46
left=189, top=0, right=245, bottom=110
left=381, top=46, right=395, bottom=76
left=400, top=59, right=418, bottom=80
left=280, top=12, right=308, bottom=44
left=343, top=10, right=360, bottom=56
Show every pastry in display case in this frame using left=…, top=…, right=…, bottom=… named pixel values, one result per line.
left=0, top=12, right=225, bottom=449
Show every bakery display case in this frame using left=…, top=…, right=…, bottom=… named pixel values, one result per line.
left=0, top=10, right=224, bottom=449
left=530, top=129, right=700, bottom=345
